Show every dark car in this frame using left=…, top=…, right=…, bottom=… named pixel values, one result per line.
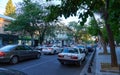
left=0, top=44, right=41, bottom=64
left=76, top=45, right=88, bottom=55
left=86, top=45, right=95, bottom=52
left=0, top=67, right=27, bottom=75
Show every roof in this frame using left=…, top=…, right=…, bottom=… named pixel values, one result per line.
left=0, top=14, right=15, bottom=21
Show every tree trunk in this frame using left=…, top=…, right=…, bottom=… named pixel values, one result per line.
left=30, top=34, right=34, bottom=47
left=104, top=0, right=118, bottom=67
left=39, top=35, right=44, bottom=45
left=38, top=25, right=47, bottom=45
left=92, top=14, right=108, bottom=54
left=99, top=35, right=107, bottom=54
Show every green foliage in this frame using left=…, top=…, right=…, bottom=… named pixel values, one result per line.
left=87, top=18, right=99, bottom=36
left=101, top=27, right=109, bottom=43
left=5, top=0, right=59, bottom=45
left=47, top=0, right=120, bottom=42
left=46, top=5, right=61, bottom=22
left=68, top=21, right=90, bottom=42
left=5, top=0, right=44, bottom=42
left=47, top=0, right=105, bottom=25
left=5, top=0, right=41, bottom=35
left=4, top=0, right=16, bottom=17
left=47, top=0, right=120, bottom=66
left=109, top=0, right=120, bottom=37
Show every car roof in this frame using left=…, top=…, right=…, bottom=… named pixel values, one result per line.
left=0, top=44, right=28, bottom=49
left=63, top=47, right=79, bottom=50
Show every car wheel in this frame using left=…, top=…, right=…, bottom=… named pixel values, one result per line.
left=10, top=56, right=19, bottom=64
left=53, top=50, right=56, bottom=55
left=60, top=61, right=64, bottom=65
left=36, top=53, right=41, bottom=59
left=82, top=57, right=86, bottom=62
left=77, top=61, right=82, bottom=66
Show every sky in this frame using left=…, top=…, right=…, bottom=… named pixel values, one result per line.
left=0, top=0, right=79, bottom=25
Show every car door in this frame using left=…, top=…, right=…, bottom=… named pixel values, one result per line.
left=78, top=48, right=85, bottom=60
left=24, top=46, right=36, bottom=58
left=53, top=45, right=60, bottom=53
left=14, top=46, right=29, bottom=60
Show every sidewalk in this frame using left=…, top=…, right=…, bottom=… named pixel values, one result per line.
left=80, top=47, right=120, bottom=75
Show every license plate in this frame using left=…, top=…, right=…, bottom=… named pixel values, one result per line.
left=64, top=56, right=70, bottom=59
left=43, top=48, right=47, bottom=50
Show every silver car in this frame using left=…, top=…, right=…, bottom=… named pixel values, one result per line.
left=42, top=44, right=62, bottom=54
left=0, top=44, right=41, bottom=64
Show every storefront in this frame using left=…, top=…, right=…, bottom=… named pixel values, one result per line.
left=0, top=14, right=17, bottom=47
left=0, top=34, right=18, bottom=47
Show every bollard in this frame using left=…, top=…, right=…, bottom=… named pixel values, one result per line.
left=88, top=66, right=92, bottom=73
left=90, top=62, right=92, bottom=66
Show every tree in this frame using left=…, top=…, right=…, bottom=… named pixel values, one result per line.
left=4, top=0, right=16, bottom=17
left=47, top=0, right=120, bottom=67
left=68, top=21, right=90, bottom=43
left=5, top=0, right=44, bottom=46
left=88, top=17, right=108, bottom=54
left=5, top=0, right=58, bottom=46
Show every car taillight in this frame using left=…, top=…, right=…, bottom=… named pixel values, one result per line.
left=71, top=56, right=78, bottom=59
left=0, top=52, right=5, bottom=56
left=48, top=48, right=53, bottom=50
left=58, top=54, right=64, bottom=58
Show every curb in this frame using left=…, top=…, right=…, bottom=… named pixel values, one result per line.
left=79, top=49, right=96, bottom=75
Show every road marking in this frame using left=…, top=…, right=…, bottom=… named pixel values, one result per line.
left=21, top=58, right=56, bottom=70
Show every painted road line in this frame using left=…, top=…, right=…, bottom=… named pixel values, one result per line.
left=21, top=58, right=56, bottom=70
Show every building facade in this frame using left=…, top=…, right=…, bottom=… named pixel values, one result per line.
left=0, top=14, right=18, bottom=47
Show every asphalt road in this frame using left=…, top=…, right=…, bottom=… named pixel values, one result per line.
left=0, top=53, right=91, bottom=75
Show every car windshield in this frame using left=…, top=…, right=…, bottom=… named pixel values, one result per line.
left=0, top=45, right=16, bottom=51
left=77, top=45, right=84, bottom=48
left=62, top=48, right=78, bottom=54
left=45, top=45, right=55, bottom=47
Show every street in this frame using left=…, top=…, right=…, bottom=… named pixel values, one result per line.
left=0, top=53, right=92, bottom=75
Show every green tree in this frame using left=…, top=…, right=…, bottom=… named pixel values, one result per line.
left=88, top=17, right=108, bottom=54
left=47, top=0, right=120, bottom=67
left=5, top=0, right=44, bottom=46
left=4, top=0, right=16, bottom=17
left=5, top=0, right=58, bottom=46
left=68, top=21, right=89, bottom=43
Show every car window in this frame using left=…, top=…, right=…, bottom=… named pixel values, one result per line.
left=0, top=45, right=16, bottom=51
left=79, top=48, right=83, bottom=53
left=24, top=46, right=32, bottom=50
left=62, top=48, right=78, bottom=54
left=46, top=45, right=52, bottom=47
left=77, top=46, right=84, bottom=48
left=73, top=48, right=78, bottom=53
left=15, top=46, right=26, bottom=50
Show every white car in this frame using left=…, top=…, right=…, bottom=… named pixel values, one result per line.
left=42, top=45, right=62, bottom=54
left=57, top=47, right=85, bottom=66
left=35, top=45, right=45, bottom=51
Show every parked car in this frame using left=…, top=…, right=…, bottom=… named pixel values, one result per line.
left=76, top=45, right=88, bottom=55
left=57, top=47, right=85, bottom=66
left=35, top=45, right=45, bottom=51
left=0, top=67, right=27, bottom=75
left=42, top=44, right=62, bottom=54
left=86, top=44, right=96, bottom=52
left=0, top=44, right=41, bottom=64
